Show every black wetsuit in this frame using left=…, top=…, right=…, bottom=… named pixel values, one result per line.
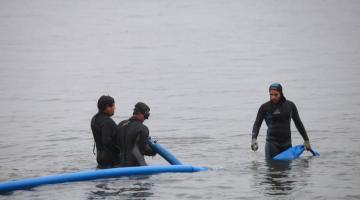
left=117, top=117, right=156, bottom=167
left=252, top=98, right=309, bottom=159
left=91, top=112, right=120, bottom=168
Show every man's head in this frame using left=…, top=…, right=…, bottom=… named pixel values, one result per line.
left=97, top=95, right=115, bottom=116
left=269, top=83, right=283, bottom=104
left=133, top=102, right=150, bottom=122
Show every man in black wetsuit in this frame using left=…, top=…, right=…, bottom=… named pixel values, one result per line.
left=91, top=95, right=120, bottom=168
left=251, top=83, right=311, bottom=159
left=117, top=102, right=156, bottom=167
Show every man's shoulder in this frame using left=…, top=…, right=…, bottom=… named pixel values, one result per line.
left=133, top=120, right=149, bottom=132
left=142, top=124, right=149, bottom=132
left=260, top=101, right=271, bottom=110
left=135, top=121, right=148, bottom=130
left=99, top=114, right=116, bottom=127
left=262, top=101, right=271, bottom=106
left=284, top=99, right=295, bottom=107
left=118, top=119, right=130, bottom=127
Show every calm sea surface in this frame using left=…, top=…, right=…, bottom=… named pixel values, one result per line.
left=1, top=0, right=360, bottom=199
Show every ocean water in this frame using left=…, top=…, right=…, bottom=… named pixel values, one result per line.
left=0, top=0, right=360, bottom=199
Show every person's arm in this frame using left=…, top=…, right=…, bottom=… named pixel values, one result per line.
left=138, top=126, right=156, bottom=156
left=252, top=105, right=265, bottom=139
left=291, top=103, right=309, bottom=141
left=101, top=120, right=120, bottom=153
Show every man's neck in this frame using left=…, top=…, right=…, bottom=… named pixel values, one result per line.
left=132, top=114, right=144, bottom=122
left=100, top=110, right=111, bottom=116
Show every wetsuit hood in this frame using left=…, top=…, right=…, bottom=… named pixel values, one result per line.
left=269, top=82, right=286, bottom=102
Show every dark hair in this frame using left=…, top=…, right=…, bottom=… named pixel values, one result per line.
left=97, top=95, right=115, bottom=111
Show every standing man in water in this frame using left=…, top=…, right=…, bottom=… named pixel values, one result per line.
left=251, top=83, right=311, bottom=159
left=91, top=95, right=120, bottom=168
left=117, top=102, right=156, bottom=167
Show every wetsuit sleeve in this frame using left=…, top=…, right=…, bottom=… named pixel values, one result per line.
left=291, top=103, right=309, bottom=141
left=252, top=105, right=265, bottom=139
left=138, top=126, right=156, bottom=156
left=102, top=120, right=120, bottom=153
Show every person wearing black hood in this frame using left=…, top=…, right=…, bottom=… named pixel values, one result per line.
left=91, top=95, right=120, bottom=169
left=117, top=102, right=156, bottom=167
left=251, top=83, right=311, bottom=159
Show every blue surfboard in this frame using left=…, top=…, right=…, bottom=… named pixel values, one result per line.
left=0, top=139, right=206, bottom=193
left=148, top=138, right=183, bottom=165
left=273, top=145, right=320, bottom=161
left=0, top=165, right=207, bottom=193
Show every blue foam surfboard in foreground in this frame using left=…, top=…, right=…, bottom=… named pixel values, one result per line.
left=273, top=145, right=320, bottom=161
left=0, top=165, right=207, bottom=193
left=0, top=139, right=207, bottom=193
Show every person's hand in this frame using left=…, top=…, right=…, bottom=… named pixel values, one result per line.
left=304, top=140, right=311, bottom=150
left=251, top=138, right=258, bottom=151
